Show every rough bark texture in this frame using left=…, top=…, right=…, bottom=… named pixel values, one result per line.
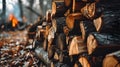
left=52, top=17, right=66, bottom=33
left=80, top=20, right=96, bottom=42
left=87, top=32, right=120, bottom=56
left=98, top=10, right=120, bottom=34
left=35, top=48, right=50, bottom=65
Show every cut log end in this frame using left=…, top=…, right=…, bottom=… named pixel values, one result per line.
left=93, top=17, right=102, bottom=32
left=87, top=34, right=98, bottom=55
left=69, top=36, right=87, bottom=55
left=103, top=56, right=120, bottom=67
left=66, top=13, right=82, bottom=30
left=103, top=51, right=120, bottom=67
left=79, top=56, right=91, bottom=67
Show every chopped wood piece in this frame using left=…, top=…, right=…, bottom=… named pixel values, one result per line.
left=52, top=1, right=68, bottom=17
left=80, top=20, right=96, bottom=42
left=87, top=32, right=120, bottom=56
left=66, top=13, right=83, bottom=30
left=103, top=50, right=120, bottom=67
left=69, top=36, right=87, bottom=55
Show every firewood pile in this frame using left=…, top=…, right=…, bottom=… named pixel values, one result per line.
left=27, top=0, right=120, bottom=67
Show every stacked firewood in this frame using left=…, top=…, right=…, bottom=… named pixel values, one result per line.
left=27, top=0, right=120, bottom=67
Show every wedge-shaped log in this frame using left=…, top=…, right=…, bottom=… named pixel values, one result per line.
left=87, top=32, right=120, bottom=56
left=80, top=20, right=96, bottom=42
left=103, top=50, right=120, bottom=67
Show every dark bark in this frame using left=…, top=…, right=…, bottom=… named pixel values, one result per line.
left=52, top=1, right=68, bottom=17
left=18, top=0, right=23, bottom=18
left=53, top=17, right=66, bottom=33
left=80, top=20, right=96, bottom=42
left=0, top=0, right=6, bottom=20
left=93, top=33, right=120, bottom=45
left=99, top=10, right=120, bottom=34
left=56, top=33, right=67, bottom=51
left=3, top=0, right=6, bottom=17
left=35, top=47, right=50, bottom=65
left=87, top=32, right=120, bottom=56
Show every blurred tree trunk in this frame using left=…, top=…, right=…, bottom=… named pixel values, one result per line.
left=1, top=0, right=6, bottom=21
left=28, top=0, right=34, bottom=23
left=39, top=0, right=43, bottom=15
left=18, top=0, right=23, bottom=19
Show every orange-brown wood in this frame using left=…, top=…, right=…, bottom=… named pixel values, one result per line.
left=52, top=1, right=67, bottom=17
left=66, top=13, right=82, bottom=30
left=87, top=33, right=120, bottom=56
left=103, top=50, right=120, bottom=67
left=69, top=36, right=87, bottom=55
left=79, top=56, right=91, bottom=67
left=81, top=3, right=96, bottom=19
left=93, top=17, right=102, bottom=32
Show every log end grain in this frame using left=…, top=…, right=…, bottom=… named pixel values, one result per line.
left=79, top=56, right=91, bottom=67
left=69, top=36, right=87, bottom=55
left=93, top=17, right=102, bottom=32
left=87, top=34, right=98, bottom=55
left=103, top=56, right=120, bottom=67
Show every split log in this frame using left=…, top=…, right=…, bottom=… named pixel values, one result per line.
left=79, top=55, right=103, bottom=67
left=103, top=50, right=120, bottom=67
left=35, top=47, right=50, bottom=65
left=93, top=16, right=102, bottom=32
left=43, top=38, right=48, bottom=51
left=80, top=20, right=96, bottom=42
left=56, top=33, right=67, bottom=51
left=93, top=10, right=120, bottom=33
left=79, top=56, right=91, bottom=67
left=81, top=2, right=103, bottom=19
left=52, top=1, right=68, bottom=17
left=48, top=46, right=55, bottom=60
left=69, top=36, right=87, bottom=56
left=87, top=32, right=120, bottom=56
left=66, top=13, right=83, bottom=30
left=52, top=17, right=66, bottom=33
